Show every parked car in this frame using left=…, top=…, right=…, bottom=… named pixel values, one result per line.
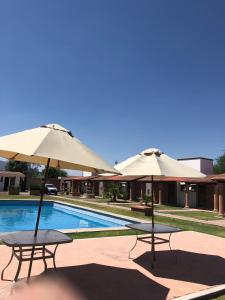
left=45, top=183, right=58, bottom=195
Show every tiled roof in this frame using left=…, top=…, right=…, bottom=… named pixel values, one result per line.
left=61, top=176, right=99, bottom=181
left=0, top=171, right=25, bottom=177
left=92, top=175, right=146, bottom=182
left=137, top=175, right=214, bottom=183
left=61, top=174, right=217, bottom=183
left=211, top=173, right=225, bottom=181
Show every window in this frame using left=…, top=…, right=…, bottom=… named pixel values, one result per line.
left=0, top=177, right=3, bottom=182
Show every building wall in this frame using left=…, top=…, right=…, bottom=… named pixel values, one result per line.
left=0, top=175, right=22, bottom=192
left=179, top=159, right=201, bottom=172
left=178, top=158, right=213, bottom=175
left=0, top=177, right=4, bottom=191
left=200, top=160, right=213, bottom=175
left=176, top=183, right=197, bottom=208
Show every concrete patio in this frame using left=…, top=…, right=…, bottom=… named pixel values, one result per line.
left=0, top=231, right=224, bottom=299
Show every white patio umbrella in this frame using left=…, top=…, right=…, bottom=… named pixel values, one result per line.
left=114, top=148, right=205, bottom=264
left=0, top=123, right=119, bottom=279
left=0, top=123, right=118, bottom=235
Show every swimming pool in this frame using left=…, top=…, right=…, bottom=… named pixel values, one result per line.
left=0, top=200, right=133, bottom=232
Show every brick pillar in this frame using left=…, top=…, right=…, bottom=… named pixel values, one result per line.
left=213, top=183, right=219, bottom=212
left=129, top=182, right=133, bottom=201
left=158, top=183, right=163, bottom=205
left=218, top=183, right=225, bottom=217
left=184, top=184, right=190, bottom=208
left=140, top=183, right=144, bottom=199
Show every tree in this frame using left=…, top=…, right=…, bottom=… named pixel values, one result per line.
left=42, top=167, right=68, bottom=178
left=5, top=160, right=40, bottom=177
left=104, top=182, right=121, bottom=202
left=213, top=152, right=225, bottom=174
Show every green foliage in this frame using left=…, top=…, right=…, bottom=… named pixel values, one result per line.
left=30, top=184, right=41, bottom=190
left=213, top=152, right=225, bottom=174
left=142, top=195, right=151, bottom=205
left=42, top=167, right=68, bottom=178
left=30, top=184, right=41, bottom=195
left=8, top=186, right=20, bottom=195
left=104, top=182, right=120, bottom=201
left=5, top=160, right=40, bottom=177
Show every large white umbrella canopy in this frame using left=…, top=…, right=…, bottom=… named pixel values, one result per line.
left=0, top=123, right=118, bottom=278
left=114, top=148, right=205, bottom=177
left=0, top=123, right=118, bottom=174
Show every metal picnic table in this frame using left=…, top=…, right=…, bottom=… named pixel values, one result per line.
left=0, top=229, right=73, bottom=282
left=126, top=223, right=182, bottom=265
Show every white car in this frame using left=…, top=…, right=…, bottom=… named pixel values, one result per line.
left=45, top=184, right=58, bottom=195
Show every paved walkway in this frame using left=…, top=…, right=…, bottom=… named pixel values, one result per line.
left=0, top=231, right=224, bottom=300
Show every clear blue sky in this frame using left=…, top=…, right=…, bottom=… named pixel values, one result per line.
left=0, top=0, right=225, bottom=166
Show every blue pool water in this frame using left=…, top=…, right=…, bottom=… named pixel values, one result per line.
left=0, top=200, right=132, bottom=232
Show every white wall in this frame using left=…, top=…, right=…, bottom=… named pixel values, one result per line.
left=178, top=158, right=213, bottom=175
left=179, top=159, right=201, bottom=171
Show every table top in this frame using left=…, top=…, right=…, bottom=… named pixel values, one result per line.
left=126, top=223, right=182, bottom=234
left=0, top=230, right=73, bottom=247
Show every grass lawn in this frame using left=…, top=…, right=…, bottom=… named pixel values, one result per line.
left=154, top=204, right=182, bottom=211
left=51, top=196, right=225, bottom=239
left=163, top=210, right=222, bottom=221
left=212, top=295, right=225, bottom=300
left=0, top=194, right=40, bottom=199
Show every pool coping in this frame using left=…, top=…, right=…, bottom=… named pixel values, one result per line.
left=53, top=199, right=146, bottom=234
left=0, top=199, right=146, bottom=234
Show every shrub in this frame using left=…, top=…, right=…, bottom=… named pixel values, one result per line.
left=8, top=186, right=20, bottom=195
left=30, top=184, right=41, bottom=196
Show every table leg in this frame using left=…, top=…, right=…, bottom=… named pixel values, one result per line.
left=27, top=245, right=36, bottom=282
left=151, top=233, right=156, bottom=268
left=168, top=233, right=178, bottom=264
left=1, top=247, right=14, bottom=281
left=128, top=231, right=138, bottom=259
left=14, top=247, right=23, bottom=282
left=53, top=244, right=59, bottom=269
left=42, top=246, right=47, bottom=271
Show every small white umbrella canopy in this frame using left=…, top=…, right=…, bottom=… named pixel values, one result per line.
left=0, top=123, right=118, bottom=174
left=114, top=148, right=205, bottom=177
left=114, top=148, right=205, bottom=266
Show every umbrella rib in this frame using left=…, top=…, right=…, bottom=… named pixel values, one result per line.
left=10, top=153, right=19, bottom=160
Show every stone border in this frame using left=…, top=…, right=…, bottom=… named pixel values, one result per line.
left=53, top=199, right=145, bottom=233
left=173, top=284, right=225, bottom=300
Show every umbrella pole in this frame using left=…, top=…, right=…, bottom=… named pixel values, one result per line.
left=151, top=174, right=155, bottom=267
left=34, top=158, right=51, bottom=237
left=27, top=158, right=50, bottom=282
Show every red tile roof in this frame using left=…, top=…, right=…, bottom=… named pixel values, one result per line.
left=61, top=174, right=217, bottom=183
left=61, top=176, right=99, bottom=181
left=0, top=171, right=25, bottom=177
left=92, top=175, right=146, bottom=182
left=137, top=175, right=214, bottom=183
left=211, top=173, right=225, bottom=181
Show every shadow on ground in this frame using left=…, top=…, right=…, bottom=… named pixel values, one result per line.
left=134, top=250, right=225, bottom=286
left=39, top=263, right=169, bottom=300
